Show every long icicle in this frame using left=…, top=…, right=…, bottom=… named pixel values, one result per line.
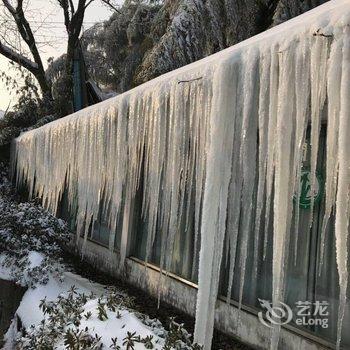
left=319, top=37, right=342, bottom=273
left=308, top=36, right=329, bottom=230
left=271, top=43, right=296, bottom=350
left=194, top=60, right=237, bottom=350
left=292, top=38, right=311, bottom=264
left=263, top=44, right=279, bottom=260
left=237, top=48, right=259, bottom=311
left=252, top=49, right=270, bottom=288
left=334, top=25, right=350, bottom=350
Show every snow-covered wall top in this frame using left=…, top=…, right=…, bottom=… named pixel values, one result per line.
left=12, top=1, right=350, bottom=349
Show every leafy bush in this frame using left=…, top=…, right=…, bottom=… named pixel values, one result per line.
left=0, top=126, right=22, bottom=146
left=17, top=287, right=138, bottom=349
left=0, top=71, right=56, bottom=148
left=16, top=286, right=202, bottom=350
left=17, top=287, right=103, bottom=350
left=0, top=162, right=70, bottom=286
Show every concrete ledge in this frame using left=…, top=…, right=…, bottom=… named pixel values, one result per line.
left=72, top=237, right=333, bottom=350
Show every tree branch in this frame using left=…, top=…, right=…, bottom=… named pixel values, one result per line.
left=2, top=0, right=16, bottom=15
left=15, top=5, right=46, bottom=71
left=84, top=0, right=95, bottom=9
left=1, top=0, right=52, bottom=102
left=16, top=0, right=23, bottom=10
left=76, top=0, right=87, bottom=14
left=69, top=0, right=87, bottom=41
left=100, top=0, right=121, bottom=13
left=57, top=0, right=71, bottom=31
left=0, top=41, right=38, bottom=73
left=68, top=0, right=75, bottom=15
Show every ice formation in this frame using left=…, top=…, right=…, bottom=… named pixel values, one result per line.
left=11, top=1, right=350, bottom=349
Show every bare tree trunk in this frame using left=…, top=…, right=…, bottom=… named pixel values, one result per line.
left=35, top=71, right=53, bottom=113
left=59, top=0, right=90, bottom=113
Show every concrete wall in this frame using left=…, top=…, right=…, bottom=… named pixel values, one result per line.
left=73, top=238, right=334, bottom=350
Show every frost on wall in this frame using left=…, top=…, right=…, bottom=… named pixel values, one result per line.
left=11, top=1, right=350, bottom=349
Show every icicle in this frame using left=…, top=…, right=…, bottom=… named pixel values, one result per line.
left=194, top=60, right=237, bottom=350
left=319, top=37, right=342, bottom=272
left=225, top=118, right=243, bottom=304
left=252, top=49, right=271, bottom=286
left=191, top=78, right=210, bottom=281
left=334, top=25, right=350, bottom=350
left=308, top=35, right=329, bottom=229
left=164, top=82, right=189, bottom=272
left=271, top=42, right=296, bottom=350
left=143, top=88, right=167, bottom=265
left=237, top=48, right=259, bottom=309
left=108, top=98, right=129, bottom=253
left=292, top=39, right=311, bottom=264
left=120, top=184, right=132, bottom=265
left=225, top=64, right=244, bottom=304
left=263, top=44, right=280, bottom=260
left=120, top=93, right=148, bottom=265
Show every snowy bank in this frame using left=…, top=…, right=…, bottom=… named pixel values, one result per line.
left=1, top=252, right=166, bottom=349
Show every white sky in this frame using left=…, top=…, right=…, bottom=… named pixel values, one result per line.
left=0, top=0, right=121, bottom=110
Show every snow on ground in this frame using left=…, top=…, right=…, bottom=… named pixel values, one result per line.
left=15, top=269, right=103, bottom=328
left=1, top=251, right=165, bottom=349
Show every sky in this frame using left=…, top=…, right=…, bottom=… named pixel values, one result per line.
left=0, top=0, right=121, bottom=110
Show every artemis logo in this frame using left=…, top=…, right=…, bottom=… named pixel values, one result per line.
left=258, top=299, right=293, bottom=328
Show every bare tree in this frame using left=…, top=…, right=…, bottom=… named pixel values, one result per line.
left=0, top=0, right=122, bottom=115
left=0, top=0, right=53, bottom=108
left=0, top=0, right=101, bottom=114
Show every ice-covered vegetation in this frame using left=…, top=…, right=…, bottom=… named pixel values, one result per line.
left=15, top=285, right=201, bottom=350
left=0, top=162, right=69, bottom=286
left=47, top=0, right=327, bottom=97
left=0, top=75, right=56, bottom=148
